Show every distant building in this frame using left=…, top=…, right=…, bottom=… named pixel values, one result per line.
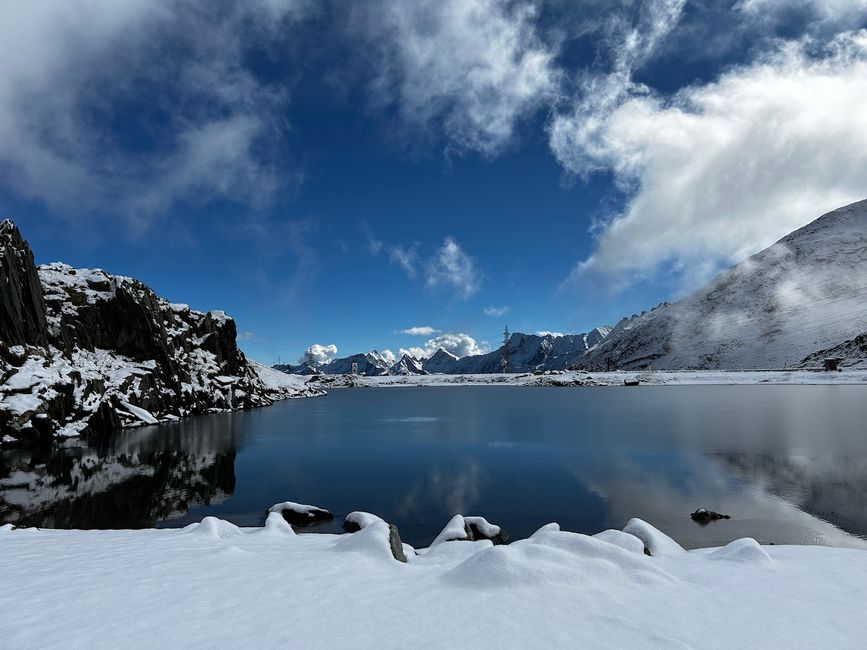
left=824, top=358, right=843, bottom=372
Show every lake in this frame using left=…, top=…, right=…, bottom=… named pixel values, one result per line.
left=3, top=385, right=867, bottom=549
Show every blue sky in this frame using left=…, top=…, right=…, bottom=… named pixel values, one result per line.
left=2, top=0, right=866, bottom=364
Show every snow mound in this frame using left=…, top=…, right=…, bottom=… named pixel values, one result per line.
left=623, top=518, right=685, bottom=557
left=593, top=529, right=646, bottom=556
left=261, top=512, right=296, bottom=536
left=447, top=531, right=674, bottom=589
left=187, top=516, right=242, bottom=539
left=531, top=522, right=561, bottom=536
left=345, top=511, right=385, bottom=530
left=708, top=538, right=774, bottom=564
left=335, top=520, right=398, bottom=563
left=431, top=514, right=470, bottom=545
left=463, top=516, right=500, bottom=538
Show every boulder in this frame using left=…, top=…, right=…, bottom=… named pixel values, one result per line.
left=690, top=508, right=731, bottom=524
left=268, top=501, right=333, bottom=526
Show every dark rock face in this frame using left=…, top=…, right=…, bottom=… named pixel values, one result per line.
left=690, top=508, right=731, bottom=525
left=0, top=220, right=320, bottom=445
left=0, top=220, right=49, bottom=348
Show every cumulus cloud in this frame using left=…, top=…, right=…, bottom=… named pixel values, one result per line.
left=552, top=15, right=867, bottom=284
left=426, top=237, right=482, bottom=298
left=483, top=305, right=509, bottom=317
left=536, top=331, right=564, bottom=337
left=400, top=332, right=486, bottom=359
left=302, top=343, right=338, bottom=364
left=374, top=349, right=397, bottom=365
left=356, top=0, right=559, bottom=156
left=0, top=1, right=306, bottom=228
left=398, top=326, right=440, bottom=336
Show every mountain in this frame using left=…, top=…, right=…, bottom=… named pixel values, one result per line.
left=320, top=350, right=391, bottom=376
left=390, top=354, right=426, bottom=375
left=439, top=329, right=614, bottom=374
left=421, top=348, right=460, bottom=374
left=0, top=220, right=322, bottom=446
left=575, top=199, right=867, bottom=370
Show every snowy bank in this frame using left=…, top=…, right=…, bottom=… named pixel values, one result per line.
left=1, top=515, right=866, bottom=648
left=311, top=369, right=867, bottom=388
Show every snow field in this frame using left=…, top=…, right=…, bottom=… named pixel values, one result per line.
left=1, top=514, right=866, bottom=648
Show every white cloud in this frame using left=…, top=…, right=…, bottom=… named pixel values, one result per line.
left=536, top=331, right=564, bottom=337
left=398, top=326, right=440, bottom=336
left=400, top=332, right=486, bottom=359
left=483, top=305, right=509, bottom=317
left=302, top=343, right=338, bottom=364
left=357, top=0, right=559, bottom=156
left=552, top=25, right=867, bottom=284
left=238, top=331, right=257, bottom=341
left=426, top=237, right=481, bottom=299
left=737, top=0, right=867, bottom=29
left=377, top=349, right=397, bottom=365
left=0, top=1, right=305, bottom=228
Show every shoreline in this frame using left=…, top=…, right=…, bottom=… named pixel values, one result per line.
left=307, top=368, right=867, bottom=388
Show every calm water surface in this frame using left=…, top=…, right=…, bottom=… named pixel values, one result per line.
left=3, top=385, right=867, bottom=549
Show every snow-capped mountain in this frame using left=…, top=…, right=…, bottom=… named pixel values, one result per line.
left=421, top=348, right=461, bottom=374
left=576, top=199, right=867, bottom=370
left=0, top=220, right=322, bottom=445
left=320, top=351, right=391, bottom=376
left=439, top=328, right=614, bottom=374
left=390, top=354, right=426, bottom=375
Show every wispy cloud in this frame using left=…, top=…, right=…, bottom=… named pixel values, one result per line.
left=354, top=0, right=559, bottom=156
left=483, top=305, right=509, bottom=317
left=0, top=1, right=309, bottom=230
left=426, top=237, right=482, bottom=299
left=398, top=326, right=440, bottom=336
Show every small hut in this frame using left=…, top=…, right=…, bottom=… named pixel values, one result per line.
left=823, top=358, right=843, bottom=372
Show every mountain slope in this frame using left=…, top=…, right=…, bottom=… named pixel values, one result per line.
left=0, top=221, right=322, bottom=445
left=577, top=199, right=867, bottom=370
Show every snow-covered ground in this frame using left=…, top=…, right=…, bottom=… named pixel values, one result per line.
left=314, top=369, right=867, bottom=388
left=2, top=513, right=866, bottom=648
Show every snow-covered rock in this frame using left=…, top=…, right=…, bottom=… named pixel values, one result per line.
left=267, top=501, right=333, bottom=526
left=575, top=199, right=867, bottom=370
left=0, top=220, right=324, bottom=444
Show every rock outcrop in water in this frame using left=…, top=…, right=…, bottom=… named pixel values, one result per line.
left=0, top=220, right=322, bottom=446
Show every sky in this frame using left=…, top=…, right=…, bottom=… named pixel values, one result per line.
left=2, top=0, right=866, bottom=365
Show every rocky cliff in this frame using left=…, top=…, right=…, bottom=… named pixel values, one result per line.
left=0, top=220, right=322, bottom=446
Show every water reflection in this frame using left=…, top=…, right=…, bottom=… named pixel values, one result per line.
left=2, top=386, right=867, bottom=548
left=0, top=414, right=244, bottom=529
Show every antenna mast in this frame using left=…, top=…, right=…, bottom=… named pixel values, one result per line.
left=501, top=325, right=511, bottom=373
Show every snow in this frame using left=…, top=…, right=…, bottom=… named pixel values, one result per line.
left=431, top=514, right=470, bottom=545
left=345, top=511, right=386, bottom=529
left=308, top=369, right=867, bottom=388
left=2, top=516, right=866, bottom=648
left=463, top=515, right=501, bottom=538
left=268, top=501, right=331, bottom=517
left=580, top=199, right=867, bottom=370
left=119, top=401, right=159, bottom=425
